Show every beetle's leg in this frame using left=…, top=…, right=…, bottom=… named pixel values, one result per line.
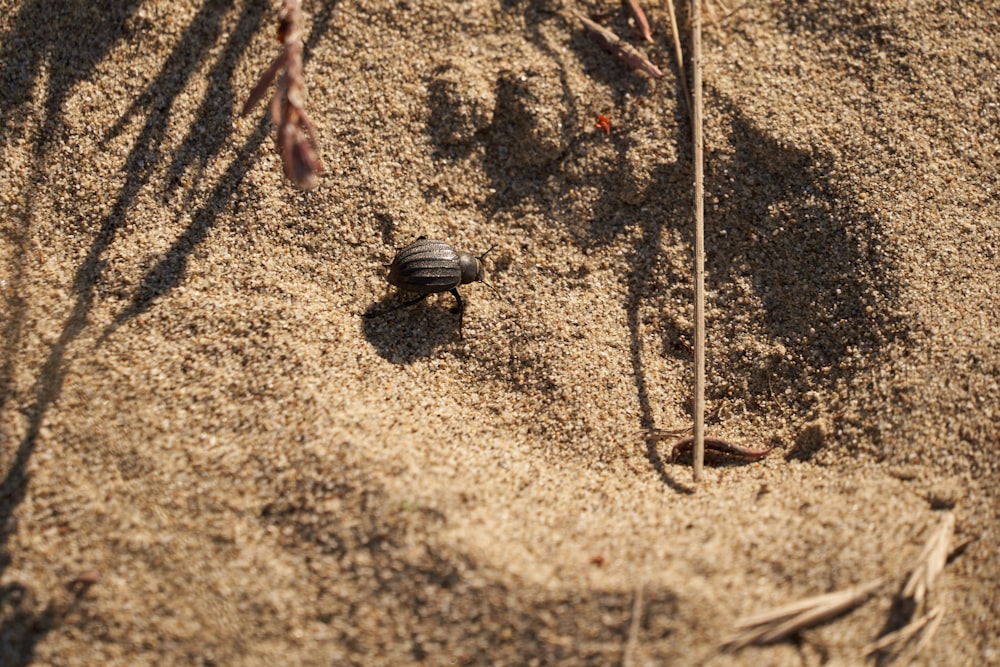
left=449, top=288, right=465, bottom=337
left=448, top=288, right=465, bottom=315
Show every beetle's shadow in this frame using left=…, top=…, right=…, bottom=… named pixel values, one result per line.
left=361, top=296, right=464, bottom=364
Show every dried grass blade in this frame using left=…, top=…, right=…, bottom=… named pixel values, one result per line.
left=285, top=124, right=323, bottom=190
left=288, top=140, right=321, bottom=190
left=298, top=108, right=321, bottom=152
left=269, top=73, right=289, bottom=127
left=579, top=14, right=663, bottom=79
left=721, top=578, right=884, bottom=652
left=622, top=585, right=643, bottom=666
left=913, top=604, right=945, bottom=653
left=690, top=0, right=705, bottom=480
left=664, top=0, right=691, bottom=114
left=901, top=511, right=954, bottom=606
left=862, top=605, right=944, bottom=656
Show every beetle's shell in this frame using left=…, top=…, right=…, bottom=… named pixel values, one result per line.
left=387, top=239, right=463, bottom=294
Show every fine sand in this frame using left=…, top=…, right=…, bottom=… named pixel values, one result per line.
left=1, top=1, right=997, bottom=665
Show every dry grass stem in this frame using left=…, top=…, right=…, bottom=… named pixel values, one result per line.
left=625, top=0, right=654, bottom=43
left=690, top=0, right=705, bottom=481
left=647, top=426, right=692, bottom=439
left=911, top=605, right=945, bottom=653
left=720, top=578, right=884, bottom=652
left=664, top=0, right=692, bottom=114
left=706, top=0, right=751, bottom=27
left=901, top=511, right=954, bottom=607
left=242, top=0, right=323, bottom=189
left=579, top=14, right=664, bottom=79
left=622, top=585, right=643, bottom=666
left=862, top=605, right=944, bottom=656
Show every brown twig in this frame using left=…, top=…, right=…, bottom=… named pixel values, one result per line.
left=579, top=14, right=663, bottom=79
left=650, top=433, right=772, bottom=462
left=242, top=0, right=323, bottom=189
left=624, top=0, right=654, bottom=43
left=673, top=436, right=772, bottom=462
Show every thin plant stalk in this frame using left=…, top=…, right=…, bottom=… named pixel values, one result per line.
left=622, top=585, right=643, bottom=665
left=691, top=0, right=705, bottom=481
left=664, top=0, right=692, bottom=114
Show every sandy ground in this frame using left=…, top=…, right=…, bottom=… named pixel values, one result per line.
left=1, top=0, right=998, bottom=665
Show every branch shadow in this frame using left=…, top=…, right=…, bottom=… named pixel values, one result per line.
left=421, top=6, right=902, bottom=488
left=260, top=445, right=685, bottom=662
left=0, top=0, right=337, bottom=659
left=100, top=0, right=337, bottom=337
left=625, top=169, right=698, bottom=495
left=0, top=2, right=145, bottom=661
left=421, top=4, right=697, bottom=487
left=0, top=0, right=141, bottom=422
left=495, top=5, right=696, bottom=489
left=165, top=1, right=270, bottom=202
left=0, top=1, right=143, bottom=155
left=702, top=95, right=904, bottom=407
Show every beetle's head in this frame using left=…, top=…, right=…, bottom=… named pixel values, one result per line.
left=458, top=249, right=487, bottom=284
left=458, top=253, right=484, bottom=284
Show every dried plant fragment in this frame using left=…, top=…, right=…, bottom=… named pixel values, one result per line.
left=624, top=0, right=653, bottom=43
left=663, top=0, right=691, bottom=117
left=242, top=0, right=323, bottom=189
left=863, top=605, right=944, bottom=656
left=579, top=14, right=663, bottom=79
left=649, top=431, right=772, bottom=462
left=672, top=436, right=772, bottom=462
left=864, top=512, right=955, bottom=659
left=622, top=585, right=643, bottom=665
left=901, top=511, right=954, bottom=607
left=721, top=578, right=884, bottom=652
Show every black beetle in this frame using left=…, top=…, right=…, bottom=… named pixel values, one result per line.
left=371, top=236, right=494, bottom=328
